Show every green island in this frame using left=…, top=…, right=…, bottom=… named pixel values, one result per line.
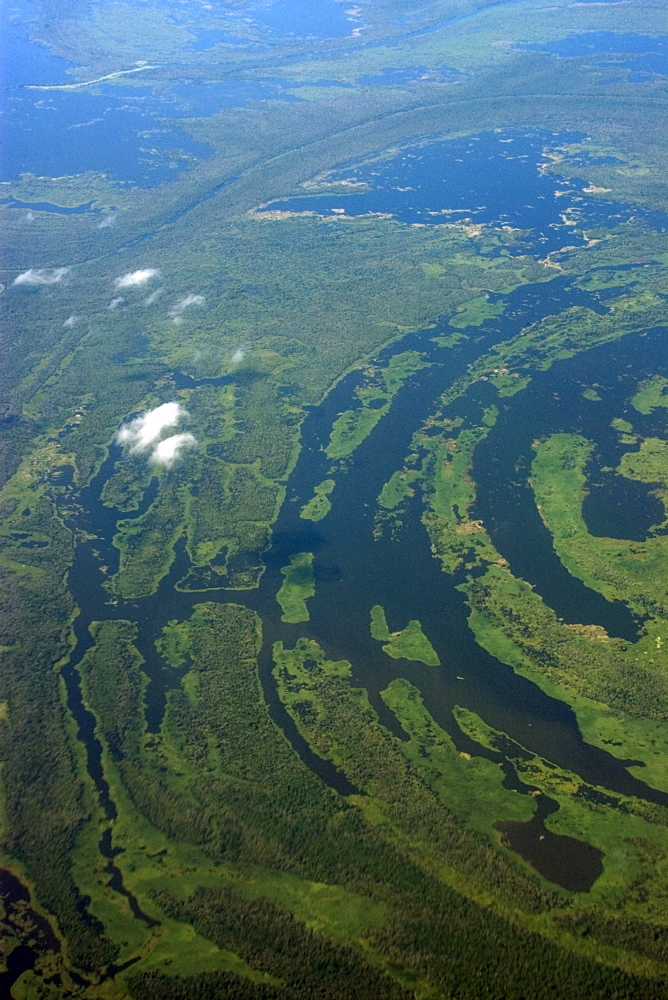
left=631, top=375, right=668, bottom=415
left=326, top=352, right=429, bottom=462
left=300, top=479, right=335, bottom=522
left=370, top=605, right=440, bottom=666
left=2, top=0, right=668, bottom=996
left=531, top=432, right=668, bottom=617
left=276, top=552, right=316, bottom=623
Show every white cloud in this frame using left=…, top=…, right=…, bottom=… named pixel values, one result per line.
left=25, top=211, right=34, bottom=222
left=151, top=433, right=197, bottom=467
left=231, top=348, right=245, bottom=364
left=97, top=213, right=116, bottom=229
left=13, top=267, right=69, bottom=286
left=114, top=268, right=160, bottom=289
left=144, top=287, right=165, bottom=306
left=108, top=296, right=124, bottom=310
left=169, top=293, right=205, bottom=318
left=116, top=402, right=186, bottom=453
left=63, top=315, right=78, bottom=328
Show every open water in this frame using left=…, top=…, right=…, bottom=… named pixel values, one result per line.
left=3, top=7, right=668, bottom=977
left=38, top=130, right=666, bottom=927
left=56, top=297, right=667, bottom=910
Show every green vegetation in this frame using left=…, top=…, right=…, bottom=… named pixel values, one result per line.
left=271, top=635, right=668, bottom=986
left=377, top=468, right=421, bottom=511
left=421, top=421, right=499, bottom=574
left=272, top=637, right=556, bottom=913
left=4, top=0, right=668, bottom=993
left=631, top=376, right=668, bottom=415
left=112, top=480, right=188, bottom=599
left=68, top=605, right=432, bottom=994
left=531, top=433, right=668, bottom=620
left=326, top=352, right=428, bottom=461
left=300, top=479, right=335, bottom=522
left=382, top=681, right=532, bottom=833
left=612, top=417, right=634, bottom=435
left=449, top=294, right=505, bottom=329
left=370, top=605, right=440, bottom=666
left=276, top=552, right=315, bottom=623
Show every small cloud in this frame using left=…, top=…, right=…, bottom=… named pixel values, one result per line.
left=114, top=268, right=160, bottom=289
left=13, top=267, right=69, bottom=286
left=108, top=296, right=124, bottom=310
left=144, top=287, right=165, bottom=306
left=169, top=293, right=205, bottom=318
left=231, top=349, right=245, bottom=364
left=97, top=213, right=116, bottom=229
left=25, top=211, right=34, bottom=222
left=151, top=432, right=197, bottom=467
left=63, top=315, right=78, bottom=328
left=117, top=401, right=185, bottom=452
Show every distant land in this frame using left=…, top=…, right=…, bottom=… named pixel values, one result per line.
left=1, top=1, right=668, bottom=998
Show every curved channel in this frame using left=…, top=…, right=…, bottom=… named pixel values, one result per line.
left=57, top=278, right=668, bottom=904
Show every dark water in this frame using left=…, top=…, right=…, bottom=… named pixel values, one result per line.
left=0, top=196, right=99, bottom=215
left=0, top=0, right=359, bottom=185
left=0, top=2, right=221, bottom=183
left=522, top=32, right=668, bottom=81
left=4, top=8, right=665, bottom=188
left=0, top=80, right=216, bottom=185
left=473, top=329, right=668, bottom=596
left=497, top=794, right=604, bottom=892
left=55, top=274, right=668, bottom=905
left=267, top=130, right=668, bottom=253
left=0, top=867, right=70, bottom=992
left=247, top=0, right=361, bottom=38
left=0, top=4, right=264, bottom=184
left=584, top=473, right=667, bottom=541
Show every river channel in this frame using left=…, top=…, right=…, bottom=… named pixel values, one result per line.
left=56, top=266, right=668, bottom=908
left=44, top=125, right=668, bottom=922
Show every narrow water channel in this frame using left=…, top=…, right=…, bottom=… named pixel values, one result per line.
left=56, top=274, right=668, bottom=904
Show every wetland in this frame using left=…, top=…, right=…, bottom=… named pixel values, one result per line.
left=2, top=1, right=668, bottom=997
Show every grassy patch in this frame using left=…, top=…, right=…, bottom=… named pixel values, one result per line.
left=370, top=605, right=440, bottom=666
left=276, top=552, right=315, bottom=623
left=631, top=376, right=668, bottom=415
left=300, top=478, right=335, bottom=522
left=531, top=433, right=668, bottom=622
left=450, top=295, right=505, bottom=329
left=326, top=352, right=428, bottom=461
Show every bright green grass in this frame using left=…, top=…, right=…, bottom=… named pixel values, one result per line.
left=377, top=469, right=421, bottom=510
left=276, top=551, right=315, bottom=623
left=631, top=376, right=668, bottom=415
left=531, top=433, right=668, bottom=624
left=382, top=679, right=532, bottom=833
left=300, top=478, right=335, bottom=521
left=370, top=605, right=440, bottom=666
left=326, top=352, right=428, bottom=461
left=449, top=295, right=505, bottom=329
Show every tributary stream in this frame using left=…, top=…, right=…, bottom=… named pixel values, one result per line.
left=41, top=127, right=668, bottom=944
left=57, top=276, right=667, bottom=917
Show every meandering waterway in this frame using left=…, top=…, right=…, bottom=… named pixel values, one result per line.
left=57, top=275, right=667, bottom=905
left=44, top=127, right=668, bottom=920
